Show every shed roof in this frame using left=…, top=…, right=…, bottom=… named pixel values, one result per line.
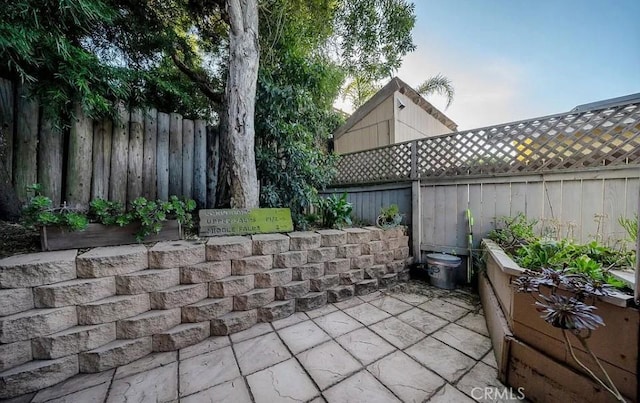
left=571, top=92, right=640, bottom=112
left=334, top=77, right=458, bottom=140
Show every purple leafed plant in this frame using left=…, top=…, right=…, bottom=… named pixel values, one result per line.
left=514, top=268, right=626, bottom=402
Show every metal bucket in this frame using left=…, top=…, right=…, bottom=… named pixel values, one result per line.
left=425, top=253, right=462, bottom=290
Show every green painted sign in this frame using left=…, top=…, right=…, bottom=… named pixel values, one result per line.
left=199, top=208, right=293, bottom=236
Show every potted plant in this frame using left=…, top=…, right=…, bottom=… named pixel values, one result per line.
left=22, top=184, right=196, bottom=250
left=481, top=214, right=638, bottom=402
left=376, top=204, right=403, bottom=228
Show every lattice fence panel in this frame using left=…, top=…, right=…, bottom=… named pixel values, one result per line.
left=334, top=102, right=640, bottom=184
left=334, top=142, right=412, bottom=184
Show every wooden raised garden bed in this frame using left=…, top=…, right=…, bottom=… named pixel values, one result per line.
left=40, top=221, right=182, bottom=251
left=481, top=239, right=639, bottom=403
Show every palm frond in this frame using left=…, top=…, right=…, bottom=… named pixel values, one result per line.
left=416, top=73, right=455, bottom=108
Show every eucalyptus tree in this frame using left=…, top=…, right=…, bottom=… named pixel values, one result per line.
left=0, top=0, right=420, bottom=219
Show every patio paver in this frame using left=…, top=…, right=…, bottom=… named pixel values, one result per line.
left=335, top=327, right=395, bottom=365
left=343, top=303, right=391, bottom=325
left=13, top=284, right=516, bottom=402
left=277, top=320, right=331, bottom=354
left=297, top=341, right=362, bottom=390
left=369, top=316, right=427, bottom=349
left=246, top=359, right=319, bottom=403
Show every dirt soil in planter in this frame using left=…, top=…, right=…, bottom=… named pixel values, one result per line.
left=0, top=220, right=40, bottom=258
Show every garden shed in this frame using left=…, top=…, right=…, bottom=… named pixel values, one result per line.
left=333, top=77, right=458, bottom=154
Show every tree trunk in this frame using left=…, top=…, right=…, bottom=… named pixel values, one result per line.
left=218, top=0, right=260, bottom=208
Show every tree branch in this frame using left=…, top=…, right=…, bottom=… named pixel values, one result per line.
left=170, top=54, right=223, bottom=105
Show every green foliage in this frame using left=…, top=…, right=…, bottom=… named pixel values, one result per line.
left=334, top=0, right=416, bottom=80
left=22, top=184, right=195, bottom=242
left=379, top=204, right=400, bottom=220
left=490, top=213, right=631, bottom=290
left=488, top=213, right=538, bottom=254
left=89, top=199, right=126, bottom=226
left=255, top=6, right=345, bottom=227
left=317, top=193, right=353, bottom=229
left=618, top=214, right=638, bottom=242
left=22, top=184, right=89, bottom=231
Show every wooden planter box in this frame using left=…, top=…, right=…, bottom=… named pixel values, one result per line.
left=40, top=221, right=182, bottom=251
left=482, top=239, right=639, bottom=403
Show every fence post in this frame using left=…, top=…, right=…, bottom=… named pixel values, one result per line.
left=411, top=178, right=421, bottom=262
left=635, top=168, right=640, bottom=304
left=410, top=140, right=418, bottom=179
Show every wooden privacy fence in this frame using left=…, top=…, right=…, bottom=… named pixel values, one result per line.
left=333, top=100, right=640, bottom=184
left=0, top=79, right=219, bottom=208
left=329, top=99, right=640, bottom=260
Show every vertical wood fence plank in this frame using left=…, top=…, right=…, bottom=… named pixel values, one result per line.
left=443, top=185, right=458, bottom=248
left=421, top=185, right=435, bottom=246
left=560, top=181, right=582, bottom=241
left=625, top=178, right=639, bottom=219
left=206, top=125, right=219, bottom=207
left=581, top=179, right=604, bottom=242
left=433, top=187, right=446, bottom=247
left=510, top=182, right=527, bottom=216
left=14, top=85, right=39, bottom=202
left=0, top=78, right=14, bottom=180
left=494, top=184, right=511, bottom=218
left=91, top=120, right=112, bottom=200
left=156, top=112, right=170, bottom=201
left=142, top=108, right=157, bottom=200
left=456, top=184, right=469, bottom=249
left=169, top=113, right=183, bottom=197
left=602, top=178, right=627, bottom=243
left=525, top=181, right=544, bottom=235
left=38, top=119, right=63, bottom=206
left=193, top=119, right=207, bottom=208
left=66, top=103, right=93, bottom=208
left=182, top=119, right=194, bottom=199
left=127, top=109, right=144, bottom=203
left=468, top=184, right=483, bottom=247
left=479, top=184, right=497, bottom=241
left=542, top=181, right=562, bottom=237
left=110, top=104, right=129, bottom=204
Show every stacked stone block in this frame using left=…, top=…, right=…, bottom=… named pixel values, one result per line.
left=0, top=227, right=411, bottom=399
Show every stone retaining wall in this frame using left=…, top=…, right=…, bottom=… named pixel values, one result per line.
left=0, top=227, right=411, bottom=398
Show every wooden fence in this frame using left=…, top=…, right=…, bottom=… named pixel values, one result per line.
left=0, top=79, right=218, bottom=208
left=329, top=99, right=640, bottom=259
left=333, top=100, right=640, bottom=184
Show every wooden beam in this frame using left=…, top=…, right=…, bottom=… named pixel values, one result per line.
left=156, top=112, right=170, bottom=200
left=66, top=103, right=93, bottom=208
left=182, top=118, right=194, bottom=199
left=38, top=118, right=63, bottom=206
left=109, top=103, right=129, bottom=204
left=14, top=84, right=38, bottom=202
left=193, top=119, right=207, bottom=207
left=142, top=108, right=158, bottom=200
left=169, top=113, right=183, bottom=197
left=127, top=108, right=144, bottom=203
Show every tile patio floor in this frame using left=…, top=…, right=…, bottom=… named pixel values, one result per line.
left=20, top=284, right=517, bottom=403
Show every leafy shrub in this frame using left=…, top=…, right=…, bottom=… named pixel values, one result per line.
left=317, top=193, right=353, bottom=229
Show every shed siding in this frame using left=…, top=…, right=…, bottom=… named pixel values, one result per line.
left=335, top=97, right=394, bottom=154
left=393, top=92, right=452, bottom=143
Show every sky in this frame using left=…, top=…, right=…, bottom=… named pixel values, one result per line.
left=350, top=0, right=640, bottom=130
